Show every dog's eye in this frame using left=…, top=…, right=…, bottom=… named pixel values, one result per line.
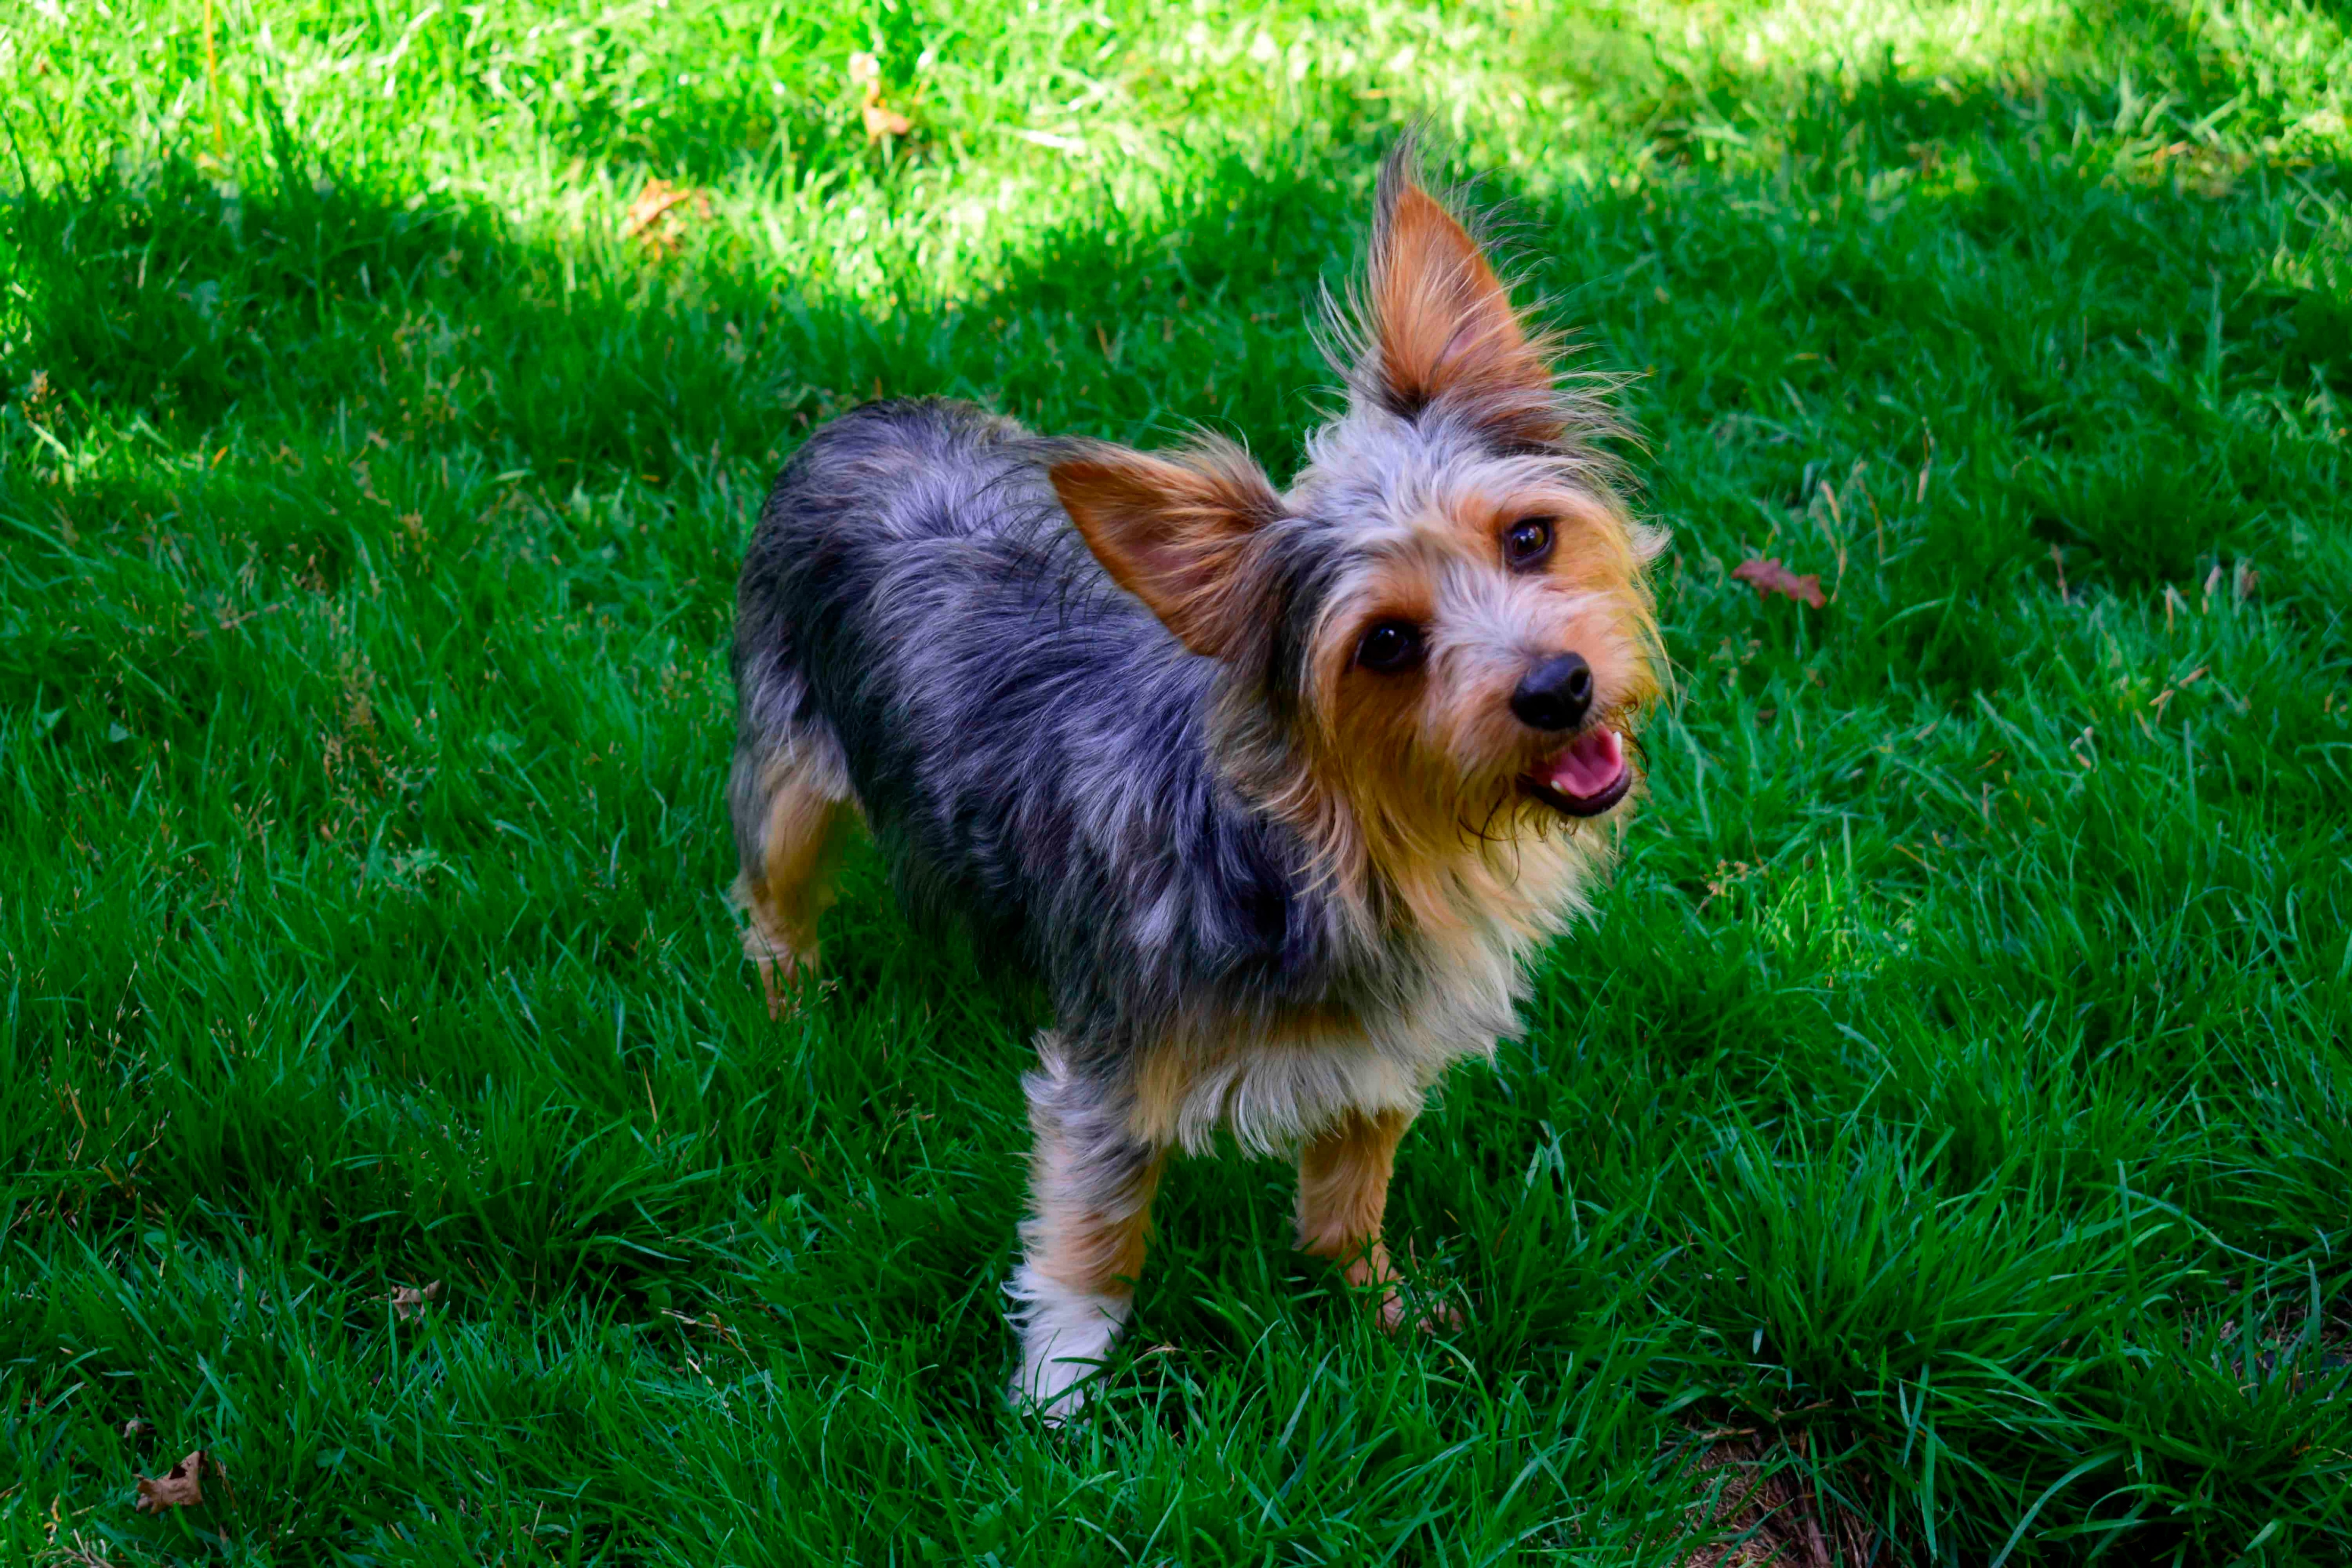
left=1503, top=517, right=1554, bottom=570
left=1354, top=620, right=1426, bottom=674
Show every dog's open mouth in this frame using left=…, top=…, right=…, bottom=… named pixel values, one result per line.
left=1522, top=727, right=1632, bottom=818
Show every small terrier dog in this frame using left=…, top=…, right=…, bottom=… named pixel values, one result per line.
left=729, top=147, right=1662, bottom=1418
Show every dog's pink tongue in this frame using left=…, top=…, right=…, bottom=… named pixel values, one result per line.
left=1537, top=729, right=1626, bottom=803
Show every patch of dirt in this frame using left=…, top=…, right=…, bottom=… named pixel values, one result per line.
left=1679, top=1433, right=1878, bottom=1568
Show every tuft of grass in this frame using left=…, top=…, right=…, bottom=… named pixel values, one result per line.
left=1, top=0, right=2347, bottom=1561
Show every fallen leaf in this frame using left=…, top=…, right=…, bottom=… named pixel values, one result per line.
left=388, top=1280, right=443, bottom=1319
left=134, top=1450, right=209, bottom=1513
left=861, top=100, right=914, bottom=140
left=1732, top=557, right=1826, bottom=609
left=621, top=177, right=712, bottom=255
left=849, top=50, right=914, bottom=142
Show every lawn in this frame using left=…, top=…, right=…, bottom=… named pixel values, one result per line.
left=2, top=0, right=2348, bottom=1561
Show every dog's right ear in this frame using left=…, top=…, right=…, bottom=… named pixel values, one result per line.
left=1051, top=438, right=1282, bottom=660
left=1353, top=143, right=1562, bottom=449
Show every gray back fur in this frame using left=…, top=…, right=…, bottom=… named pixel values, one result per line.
left=734, top=399, right=1398, bottom=1075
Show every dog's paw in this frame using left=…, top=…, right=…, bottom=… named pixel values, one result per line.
left=743, top=930, right=820, bottom=1021
left=1007, top=1375, right=1098, bottom=1433
left=1375, top=1280, right=1465, bottom=1337
left=755, top=955, right=794, bottom=1021
left=1005, top=1266, right=1128, bottom=1431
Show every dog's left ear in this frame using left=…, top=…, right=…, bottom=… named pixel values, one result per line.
left=1357, top=149, right=1562, bottom=448
left=1051, top=438, right=1282, bottom=661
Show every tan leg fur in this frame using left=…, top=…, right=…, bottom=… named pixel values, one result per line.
left=1297, top=1106, right=1454, bottom=1332
left=732, top=763, right=853, bottom=1019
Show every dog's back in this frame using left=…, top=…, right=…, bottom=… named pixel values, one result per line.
left=732, top=398, right=1055, bottom=793
left=731, top=398, right=1335, bottom=1044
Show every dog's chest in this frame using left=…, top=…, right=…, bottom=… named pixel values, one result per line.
left=1130, top=921, right=1532, bottom=1155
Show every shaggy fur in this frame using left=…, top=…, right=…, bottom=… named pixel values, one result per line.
left=728, top=145, right=1664, bottom=1419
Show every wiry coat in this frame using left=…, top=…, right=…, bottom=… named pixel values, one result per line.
left=735, top=399, right=1355, bottom=1051
left=733, top=398, right=1614, bottom=1151
left=728, top=146, right=1661, bottom=1418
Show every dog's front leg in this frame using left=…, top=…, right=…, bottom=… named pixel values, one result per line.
left=1006, top=1040, right=1165, bottom=1422
left=1296, top=1104, right=1442, bottom=1332
left=1297, top=1105, right=1412, bottom=1328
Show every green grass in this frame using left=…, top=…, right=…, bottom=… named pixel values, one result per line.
left=1, top=0, right=2348, bottom=1561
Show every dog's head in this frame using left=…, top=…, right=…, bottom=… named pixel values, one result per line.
left=1053, top=147, right=1663, bottom=914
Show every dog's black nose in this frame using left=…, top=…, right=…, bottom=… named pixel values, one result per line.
left=1510, top=653, right=1593, bottom=732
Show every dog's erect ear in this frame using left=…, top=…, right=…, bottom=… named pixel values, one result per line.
left=1358, top=146, right=1562, bottom=447
left=1051, top=438, right=1282, bottom=660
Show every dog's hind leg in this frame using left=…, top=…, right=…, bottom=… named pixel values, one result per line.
left=728, top=730, right=855, bottom=1019
left=1007, top=1036, right=1166, bottom=1423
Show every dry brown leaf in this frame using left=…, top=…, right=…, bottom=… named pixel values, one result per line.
left=849, top=50, right=914, bottom=142
left=621, top=177, right=712, bottom=255
left=389, top=1279, right=443, bottom=1319
left=1732, top=556, right=1826, bottom=610
left=133, top=1450, right=209, bottom=1513
left=861, top=101, right=914, bottom=140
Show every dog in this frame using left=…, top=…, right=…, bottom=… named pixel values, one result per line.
left=727, top=145, right=1663, bottom=1419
